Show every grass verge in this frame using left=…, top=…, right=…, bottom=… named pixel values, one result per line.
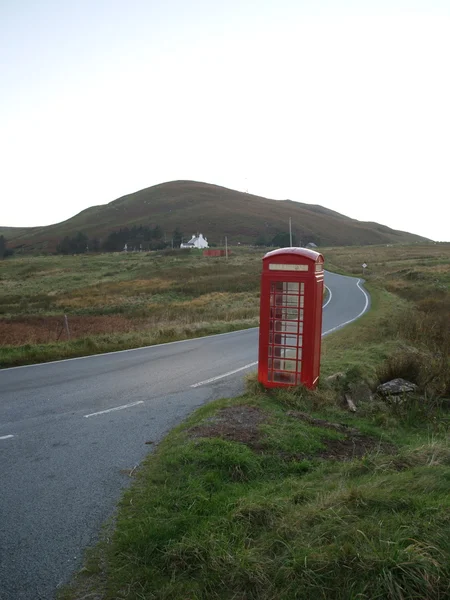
left=0, top=319, right=257, bottom=368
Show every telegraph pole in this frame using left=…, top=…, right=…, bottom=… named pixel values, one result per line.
left=289, top=217, right=292, bottom=247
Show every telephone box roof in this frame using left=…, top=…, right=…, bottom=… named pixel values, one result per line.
left=263, top=247, right=323, bottom=262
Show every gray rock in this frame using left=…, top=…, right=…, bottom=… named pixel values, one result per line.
left=377, top=378, right=418, bottom=396
left=326, top=372, right=345, bottom=385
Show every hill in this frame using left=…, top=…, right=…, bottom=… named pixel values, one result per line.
left=0, top=180, right=429, bottom=251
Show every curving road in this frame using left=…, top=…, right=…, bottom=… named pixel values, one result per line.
left=0, top=271, right=369, bottom=600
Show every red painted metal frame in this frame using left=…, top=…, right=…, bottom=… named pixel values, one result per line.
left=258, top=247, right=324, bottom=389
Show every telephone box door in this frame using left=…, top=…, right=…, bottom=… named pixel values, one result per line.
left=267, top=280, right=305, bottom=385
left=258, top=247, right=324, bottom=389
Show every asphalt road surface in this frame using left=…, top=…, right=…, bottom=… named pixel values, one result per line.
left=0, top=271, right=369, bottom=600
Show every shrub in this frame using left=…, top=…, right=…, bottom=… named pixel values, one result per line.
left=377, top=349, right=425, bottom=386
left=377, top=348, right=450, bottom=402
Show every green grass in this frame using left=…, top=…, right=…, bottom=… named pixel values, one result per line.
left=321, top=285, right=406, bottom=381
left=59, top=390, right=450, bottom=600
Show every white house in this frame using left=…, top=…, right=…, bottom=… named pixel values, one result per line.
left=180, top=233, right=209, bottom=249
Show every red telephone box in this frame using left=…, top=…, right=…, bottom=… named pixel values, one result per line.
left=258, top=248, right=324, bottom=389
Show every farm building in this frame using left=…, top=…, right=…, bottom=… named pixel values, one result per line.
left=180, top=233, right=209, bottom=249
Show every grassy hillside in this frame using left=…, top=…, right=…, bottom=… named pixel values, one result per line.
left=0, top=181, right=429, bottom=252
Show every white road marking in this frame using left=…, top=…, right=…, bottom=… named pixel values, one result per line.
left=84, top=401, right=144, bottom=418
left=191, top=362, right=258, bottom=388
left=323, top=278, right=370, bottom=336
left=0, top=435, right=14, bottom=440
left=323, top=285, right=332, bottom=309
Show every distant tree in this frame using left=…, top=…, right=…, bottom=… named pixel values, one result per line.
left=56, top=236, right=71, bottom=254
left=254, top=233, right=270, bottom=246
left=72, top=232, right=89, bottom=253
left=56, top=232, right=89, bottom=254
left=150, top=239, right=168, bottom=251
left=98, top=224, right=169, bottom=253
left=89, top=238, right=100, bottom=252
left=271, top=232, right=297, bottom=248
left=152, top=225, right=164, bottom=241
left=172, top=227, right=183, bottom=248
left=102, top=229, right=129, bottom=252
left=0, top=235, right=6, bottom=259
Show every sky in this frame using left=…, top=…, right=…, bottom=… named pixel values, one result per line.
left=1, top=0, right=449, bottom=241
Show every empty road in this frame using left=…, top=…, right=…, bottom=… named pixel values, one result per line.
left=0, top=271, right=369, bottom=600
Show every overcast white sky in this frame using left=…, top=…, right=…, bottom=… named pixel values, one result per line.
left=1, top=0, right=449, bottom=241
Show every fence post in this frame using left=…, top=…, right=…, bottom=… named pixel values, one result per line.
left=64, top=314, right=71, bottom=340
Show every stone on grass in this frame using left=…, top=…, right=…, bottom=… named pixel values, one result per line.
left=377, top=378, right=418, bottom=396
left=325, top=372, right=345, bottom=386
left=344, top=394, right=357, bottom=412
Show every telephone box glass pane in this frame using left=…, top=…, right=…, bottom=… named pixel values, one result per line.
left=273, top=372, right=296, bottom=384
left=287, top=295, right=299, bottom=307
left=286, top=282, right=299, bottom=292
left=273, top=347, right=297, bottom=360
left=271, top=307, right=299, bottom=320
left=273, top=320, right=297, bottom=333
left=281, top=334, right=298, bottom=346
left=270, top=334, right=303, bottom=347
left=272, top=282, right=299, bottom=293
left=286, top=307, right=299, bottom=320
left=270, top=334, right=298, bottom=346
left=268, top=279, right=305, bottom=384
left=273, top=359, right=296, bottom=371
left=274, top=294, right=298, bottom=307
